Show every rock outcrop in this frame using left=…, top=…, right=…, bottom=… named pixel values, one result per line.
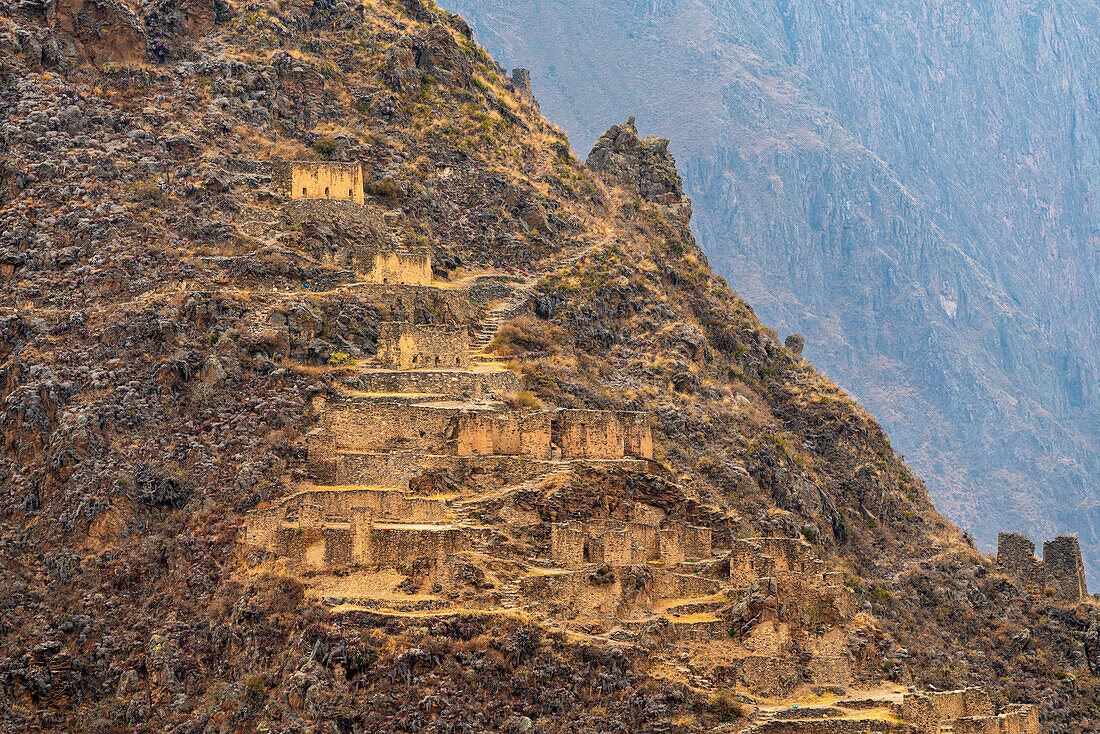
left=587, top=117, right=684, bottom=205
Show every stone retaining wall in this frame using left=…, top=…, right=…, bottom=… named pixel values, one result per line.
left=353, top=368, right=524, bottom=398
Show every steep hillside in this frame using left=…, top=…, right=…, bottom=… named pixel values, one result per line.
left=0, top=0, right=1096, bottom=731
left=443, top=0, right=1100, bottom=582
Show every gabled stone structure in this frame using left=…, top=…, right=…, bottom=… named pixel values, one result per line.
left=997, top=531, right=1087, bottom=602
left=271, top=160, right=364, bottom=203
left=550, top=520, right=711, bottom=568
left=552, top=408, right=652, bottom=460
left=376, top=321, right=470, bottom=369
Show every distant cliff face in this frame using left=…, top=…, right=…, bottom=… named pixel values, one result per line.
left=444, top=0, right=1100, bottom=580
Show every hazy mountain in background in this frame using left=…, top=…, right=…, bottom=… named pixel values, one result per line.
left=443, top=0, right=1100, bottom=580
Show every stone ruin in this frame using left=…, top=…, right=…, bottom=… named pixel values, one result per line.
left=237, top=149, right=1042, bottom=725
left=895, top=688, right=1038, bottom=734
left=306, top=399, right=653, bottom=485
left=376, top=321, right=470, bottom=369
left=361, top=248, right=431, bottom=286
left=997, top=531, right=1087, bottom=603
left=271, top=160, right=364, bottom=204
left=743, top=687, right=1039, bottom=734
left=551, top=520, right=711, bottom=567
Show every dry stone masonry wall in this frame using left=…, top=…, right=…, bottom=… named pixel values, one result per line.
left=376, top=321, right=470, bottom=369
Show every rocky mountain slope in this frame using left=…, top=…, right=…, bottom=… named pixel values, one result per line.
left=443, top=0, right=1100, bottom=582
left=0, top=0, right=1097, bottom=731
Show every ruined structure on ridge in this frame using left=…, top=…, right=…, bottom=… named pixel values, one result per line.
left=376, top=321, right=470, bottom=369
left=271, top=160, right=364, bottom=203
left=997, top=531, right=1087, bottom=602
left=511, top=68, right=533, bottom=99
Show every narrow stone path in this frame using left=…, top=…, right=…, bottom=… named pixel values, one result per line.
left=471, top=233, right=614, bottom=353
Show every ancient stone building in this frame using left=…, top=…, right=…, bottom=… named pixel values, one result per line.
left=729, top=537, right=822, bottom=587
left=363, top=249, right=432, bottom=286
left=246, top=502, right=463, bottom=571
left=550, top=520, right=712, bottom=568
left=997, top=531, right=1087, bottom=602
left=308, top=401, right=553, bottom=473
left=271, top=160, right=364, bottom=204
left=376, top=322, right=470, bottom=369
left=552, top=408, right=652, bottom=460
left=893, top=688, right=1037, bottom=734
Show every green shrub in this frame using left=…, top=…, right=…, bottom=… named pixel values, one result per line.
left=313, top=137, right=338, bottom=159
left=328, top=352, right=356, bottom=367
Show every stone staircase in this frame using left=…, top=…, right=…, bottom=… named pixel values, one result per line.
left=471, top=235, right=611, bottom=355
left=495, top=580, right=525, bottom=609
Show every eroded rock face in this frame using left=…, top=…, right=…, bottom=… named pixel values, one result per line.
left=143, top=0, right=221, bottom=49
left=586, top=118, right=683, bottom=206
left=383, top=26, right=472, bottom=94
left=55, top=0, right=147, bottom=65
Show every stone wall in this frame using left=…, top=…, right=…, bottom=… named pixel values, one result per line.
left=376, top=322, right=471, bottom=370
left=244, top=505, right=463, bottom=570
left=896, top=689, right=1000, bottom=734
left=519, top=567, right=720, bottom=618
left=317, top=401, right=551, bottom=459
left=749, top=720, right=919, bottom=734
left=511, top=68, right=533, bottom=98
left=271, top=160, right=365, bottom=204
left=1043, top=536, right=1088, bottom=601
left=997, top=531, right=1087, bottom=602
left=952, top=706, right=1039, bottom=734
left=315, top=403, right=653, bottom=468
left=334, top=450, right=552, bottom=489
left=363, top=250, right=431, bottom=286
left=355, top=368, right=524, bottom=398
left=280, top=487, right=448, bottom=523
left=552, top=409, right=652, bottom=460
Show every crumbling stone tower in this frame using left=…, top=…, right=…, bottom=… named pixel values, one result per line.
left=511, top=68, right=533, bottom=99
left=1044, top=535, right=1088, bottom=601
left=997, top=531, right=1087, bottom=602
